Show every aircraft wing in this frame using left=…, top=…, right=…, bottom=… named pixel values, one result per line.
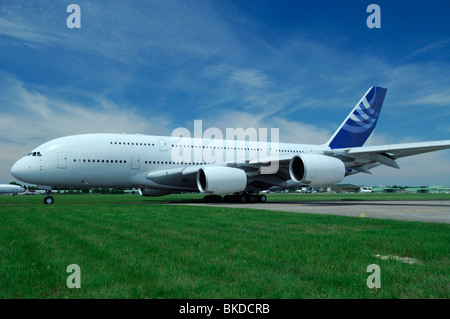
left=142, top=154, right=296, bottom=192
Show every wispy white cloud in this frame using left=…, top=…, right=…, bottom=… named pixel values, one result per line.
left=0, top=0, right=235, bottom=64
left=0, top=16, right=51, bottom=47
left=438, top=124, right=450, bottom=133
left=0, top=74, right=173, bottom=140
left=229, top=69, right=271, bottom=88
left=408, top=91, right=450, bottom=107
left=406, top=39, right=450, bottom=60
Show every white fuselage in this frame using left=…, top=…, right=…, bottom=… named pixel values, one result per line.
left=11, top=133, right=328, bottom=190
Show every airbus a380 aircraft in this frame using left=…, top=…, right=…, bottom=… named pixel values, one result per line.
left=11, top=87, right=450, bottom=204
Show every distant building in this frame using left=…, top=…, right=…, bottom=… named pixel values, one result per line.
left=426, top=185, right=450, bottom=193
left=404, top=187, right=428, bottom=193
left=318, top=184, right=361, bottom=193
left=373, top=185, right=450, bottom=194
left=371, top=186, right=399, bottom=193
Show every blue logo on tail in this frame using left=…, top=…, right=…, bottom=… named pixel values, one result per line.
left=328, top=87, right=387, bottom=149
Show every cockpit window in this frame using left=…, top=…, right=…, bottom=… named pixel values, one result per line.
left=28, top=152, right=42, bottom=157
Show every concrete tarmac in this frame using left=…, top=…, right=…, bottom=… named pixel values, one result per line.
left=185, top=200, right=450, bottom=223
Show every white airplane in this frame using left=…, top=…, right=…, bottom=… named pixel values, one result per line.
left=10, top=87, right=450, bottom=204
left=0, top=184, right=25, bottom=195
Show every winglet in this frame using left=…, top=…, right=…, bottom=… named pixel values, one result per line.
left=327, top=86, right=387, bottom=149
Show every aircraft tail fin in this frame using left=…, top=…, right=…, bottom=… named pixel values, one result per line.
left=327, top=86, right=387, bottom=149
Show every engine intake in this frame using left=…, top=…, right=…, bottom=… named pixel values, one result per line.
left=197, top=166, right=247, bottom=195
left=289, top=154, right=345, bottom=185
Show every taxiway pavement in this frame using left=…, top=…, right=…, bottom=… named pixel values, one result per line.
left=185, top=200, right=450, bottom=223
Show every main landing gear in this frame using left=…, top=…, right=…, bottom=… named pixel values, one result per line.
left=203, top=193, right=267, bottom=204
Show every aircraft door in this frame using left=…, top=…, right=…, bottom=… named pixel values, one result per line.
left=158, top=138, right=168, bottom=151
left=131, top=156, right=140, bottom=170
left=57, top=153, right=67, bottom=169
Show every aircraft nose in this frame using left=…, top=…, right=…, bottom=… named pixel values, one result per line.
left=11, top=158, right=27, bottom=181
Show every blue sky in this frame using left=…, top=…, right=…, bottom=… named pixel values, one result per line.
left=0, top=0, right=449, bottom=186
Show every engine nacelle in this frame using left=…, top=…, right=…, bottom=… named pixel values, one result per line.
left=197, top=166, right=247, bottom=195
left=289, top=154, right=345, bottom=185
left=139, top=188, right=172, bottom=197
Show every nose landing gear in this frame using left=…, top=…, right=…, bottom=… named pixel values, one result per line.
left=44, top=190, right=54, bottom=204
left=44, top=196, right=54, bottom=204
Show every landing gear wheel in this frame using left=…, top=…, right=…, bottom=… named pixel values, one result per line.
left=203, top=195, right=223, bottom=203
left=221, top=193, right=268, bottom=204
left=44, top=196, right=54, bottom=205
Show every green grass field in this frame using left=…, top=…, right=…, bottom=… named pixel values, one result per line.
left=0, top=193, right=449, bottom=298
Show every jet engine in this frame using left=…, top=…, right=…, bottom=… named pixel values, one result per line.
left=139, top=188, right=172, bottom=197
left=197, top=166, right=247, bottom=195
left=289, top=154, right=345, bottom=185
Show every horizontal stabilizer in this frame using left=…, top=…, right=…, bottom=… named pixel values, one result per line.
left=373, top=153, right=400, bottom=169
left=348, top=140, right=450, bottom=159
